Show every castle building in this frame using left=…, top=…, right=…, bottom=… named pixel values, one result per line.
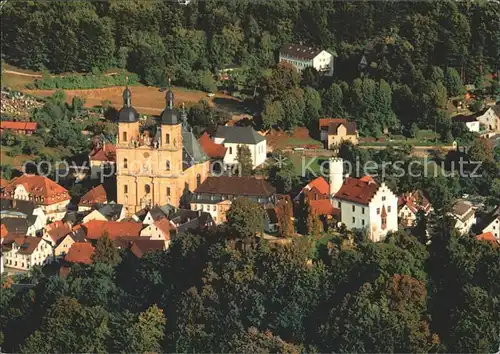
left=115, top=86, right=209, bottom=215
left=329, top=158, right=398, bottom=242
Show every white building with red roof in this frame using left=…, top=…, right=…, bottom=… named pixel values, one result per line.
left=398, top=190, right=432, bottom=227
left=1, top=174, right=70, bottom=221
left=89, top=142, right=116, bottom=179
left=329, top=158, right=398, bottom=242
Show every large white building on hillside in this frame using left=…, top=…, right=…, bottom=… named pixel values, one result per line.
left=279, top=43, right=335, bottom=76
left=329, top=158, right=398, bottom=242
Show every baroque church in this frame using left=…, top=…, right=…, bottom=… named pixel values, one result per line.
left=115, top=85, right=209, bottom=214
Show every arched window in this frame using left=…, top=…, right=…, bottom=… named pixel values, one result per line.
left=124, top=185, right=128, bottom=194
left=165, top=133, right=170, bottom=144
left=145, top=184, right=151, bottom=194
left=123, top=158, right=128, bottom=168
left=122, top=131, right=128, bottom=142
left=166, top=160, right=171, bottom=171
left=167, top=187, right=171, bottom=196
left=196, top=174, right=201, bottom=187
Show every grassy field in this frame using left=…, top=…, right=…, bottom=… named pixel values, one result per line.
left=1, top=72, right=37, bottom=90
left=288, top=153, right=332, bottom=177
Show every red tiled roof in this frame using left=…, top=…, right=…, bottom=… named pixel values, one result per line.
left=1, top=174, right=70, bottom=205
left=0, top=121, right=37, bottom=131
left=130, top=239, right=166, bottom=258
left=309, top=199, right=340, bottom=216
left=198, top=132, right=227, bottom=159
left=6, top=236, right=43, bottom=255
left=64, top=242, right=95, bottom=264
left=153, top=218, right=171, bottom=240
left=47, top=224, right=72, bottom=243
left=398, top=190, right=431, bottom=214
left=334, top=177, right=379, bottom=205
left=78, top=185, right=107, bottom=206
left=82, top=220, right=143, bottom=240
left=89, top=143, right=116, bottom=162
left=475, top=232, right=497, bottom=243
left=305, top=176, right=330, bottom=195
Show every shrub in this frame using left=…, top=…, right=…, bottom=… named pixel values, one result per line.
left=29, top=71, right=139, bottom=90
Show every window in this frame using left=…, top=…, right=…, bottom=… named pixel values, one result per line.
left=382, top=217, right=387, bottom=230
left=145, top=184, right=151, bottom=194
left=166, top=160, right=171, bottom=171
left=362, top=207, right=365, bottom=215
left=124, top=185, right=128, bottom=194
left=338, top=201, right=341, bottom=208
left=122, top=131, right=127, bottom=142
left=377, top=208, right=380, bottom=215
left=229, top=147, right=233, bottom=154
left=352, top=217, right=355, bottom=223
left=352, top=205, right=355, bottom=212
left=165, top=133, right=170, bottom=144
left=167, top=187, right=171, bottom=196
left=388, top=206, right=391, bottom=212
left=212, top=205, right=216, bottom=211
left=123, top=158, right=128, bottom=168
left=197, top=174, right=201, bottom=187
left=382, top=196, right=386, bottom=201
left=362, top=219, right=365, bottom=226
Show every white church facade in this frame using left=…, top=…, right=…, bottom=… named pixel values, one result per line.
left=328, top=158, right=398, bottom=242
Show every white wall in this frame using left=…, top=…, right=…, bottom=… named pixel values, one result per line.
left=465, top=121, right=480, bottom=132
left=312, top=50, right=334, bottom=76
left=223, top=141, right=266, bottom=169
left=482, top=218, right=499, bottom=240
left=476, top=108, right=499, bottom=132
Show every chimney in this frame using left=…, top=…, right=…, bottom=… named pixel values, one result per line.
left=329, top=157, right=344, bottom=196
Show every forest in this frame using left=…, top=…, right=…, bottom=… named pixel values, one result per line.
left=2, top=0, right=499, bottom=137
left=1, top=214, right=499, bottom=353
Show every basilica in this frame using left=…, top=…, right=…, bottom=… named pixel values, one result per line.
left=115, top=85, right=209, bottom=215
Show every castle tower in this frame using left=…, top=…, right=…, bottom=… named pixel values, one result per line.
left=329, top=157, right=343, bottom=195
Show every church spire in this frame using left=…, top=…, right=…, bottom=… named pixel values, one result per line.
left=123, top=76, right=131, bottom=107
left=166, top=77, right=174, bottom=110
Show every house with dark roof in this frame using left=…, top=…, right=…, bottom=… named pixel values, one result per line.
left=1, top=199, right=47, bottom=235
left=319, top=118, right=358, bottom=149
left=191, top=176, right=276, bottom=224
left=212, top=125, right=267, bottom=169
left=129, top=239, right=167, bottom=258
left=329, top=158, right=399, bottom=242
left=452, top=114, right=480, bottom=132
left=449, top=200, right=476, bottom=235
left=279, top=43, right=335, bottom=76
left=81, top=203, right=126, bottom=223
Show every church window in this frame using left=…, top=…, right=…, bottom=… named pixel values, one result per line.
left=166, top=134, right=170, bottom=144
left=166, top=160, right=171, bottom=171
left=382, top=196, right=386, bottom=201
left=124, top=185, right=128, bottom=194
left=123, top=158, right=128, bottom=168
left=145, top=184, right=151, bottom=194
left=167, top=187, right=171, bottom=196
left=123, top=132, right=127, bottom=142
left=196, top=174, right=201, bottom=187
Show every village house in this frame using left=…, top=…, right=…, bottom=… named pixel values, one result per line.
left=139, top=218, right=171, bottom=248
left=279, top=43, right=335, bottom=76
left=475, top=232, right=499, bottom=245
left=89, top=142, right=116, bottom=180
left=329, top=158, right=399, bottom=242
left=450, top=200, right=476, bottom=235
left=81, top=220, right=144, bottom=241
left=397, top=190, right=432, bottom=227
left=2, top=236, right=53, bottom=271
left=0, top=199, right=47, bottom=235
left=78, top=185, right=108, bottom=212
left=191, top=176, right=276, bottom=224
left=81, top=203, right=126, bottom=224
left=1, top=174, right=70, bottom=221
left=129, top=239, right=167, bottom=258
left=211, top=126, right=267, bottom=169
left=479, top=214, right=499, bottom=241
left=264, top=194, right=294, bottom=235
left=64, top=242, right=95, bottom=265
left=0, top=121, right=37, bottom=135
left=452, top=115, right=480, bottom=132
left=471, top=105, right=500, bottom=132
left=319, top=118, right=358, bottom=149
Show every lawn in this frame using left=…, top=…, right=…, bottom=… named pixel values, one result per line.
left=288, top=153, right=332, bottom=177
